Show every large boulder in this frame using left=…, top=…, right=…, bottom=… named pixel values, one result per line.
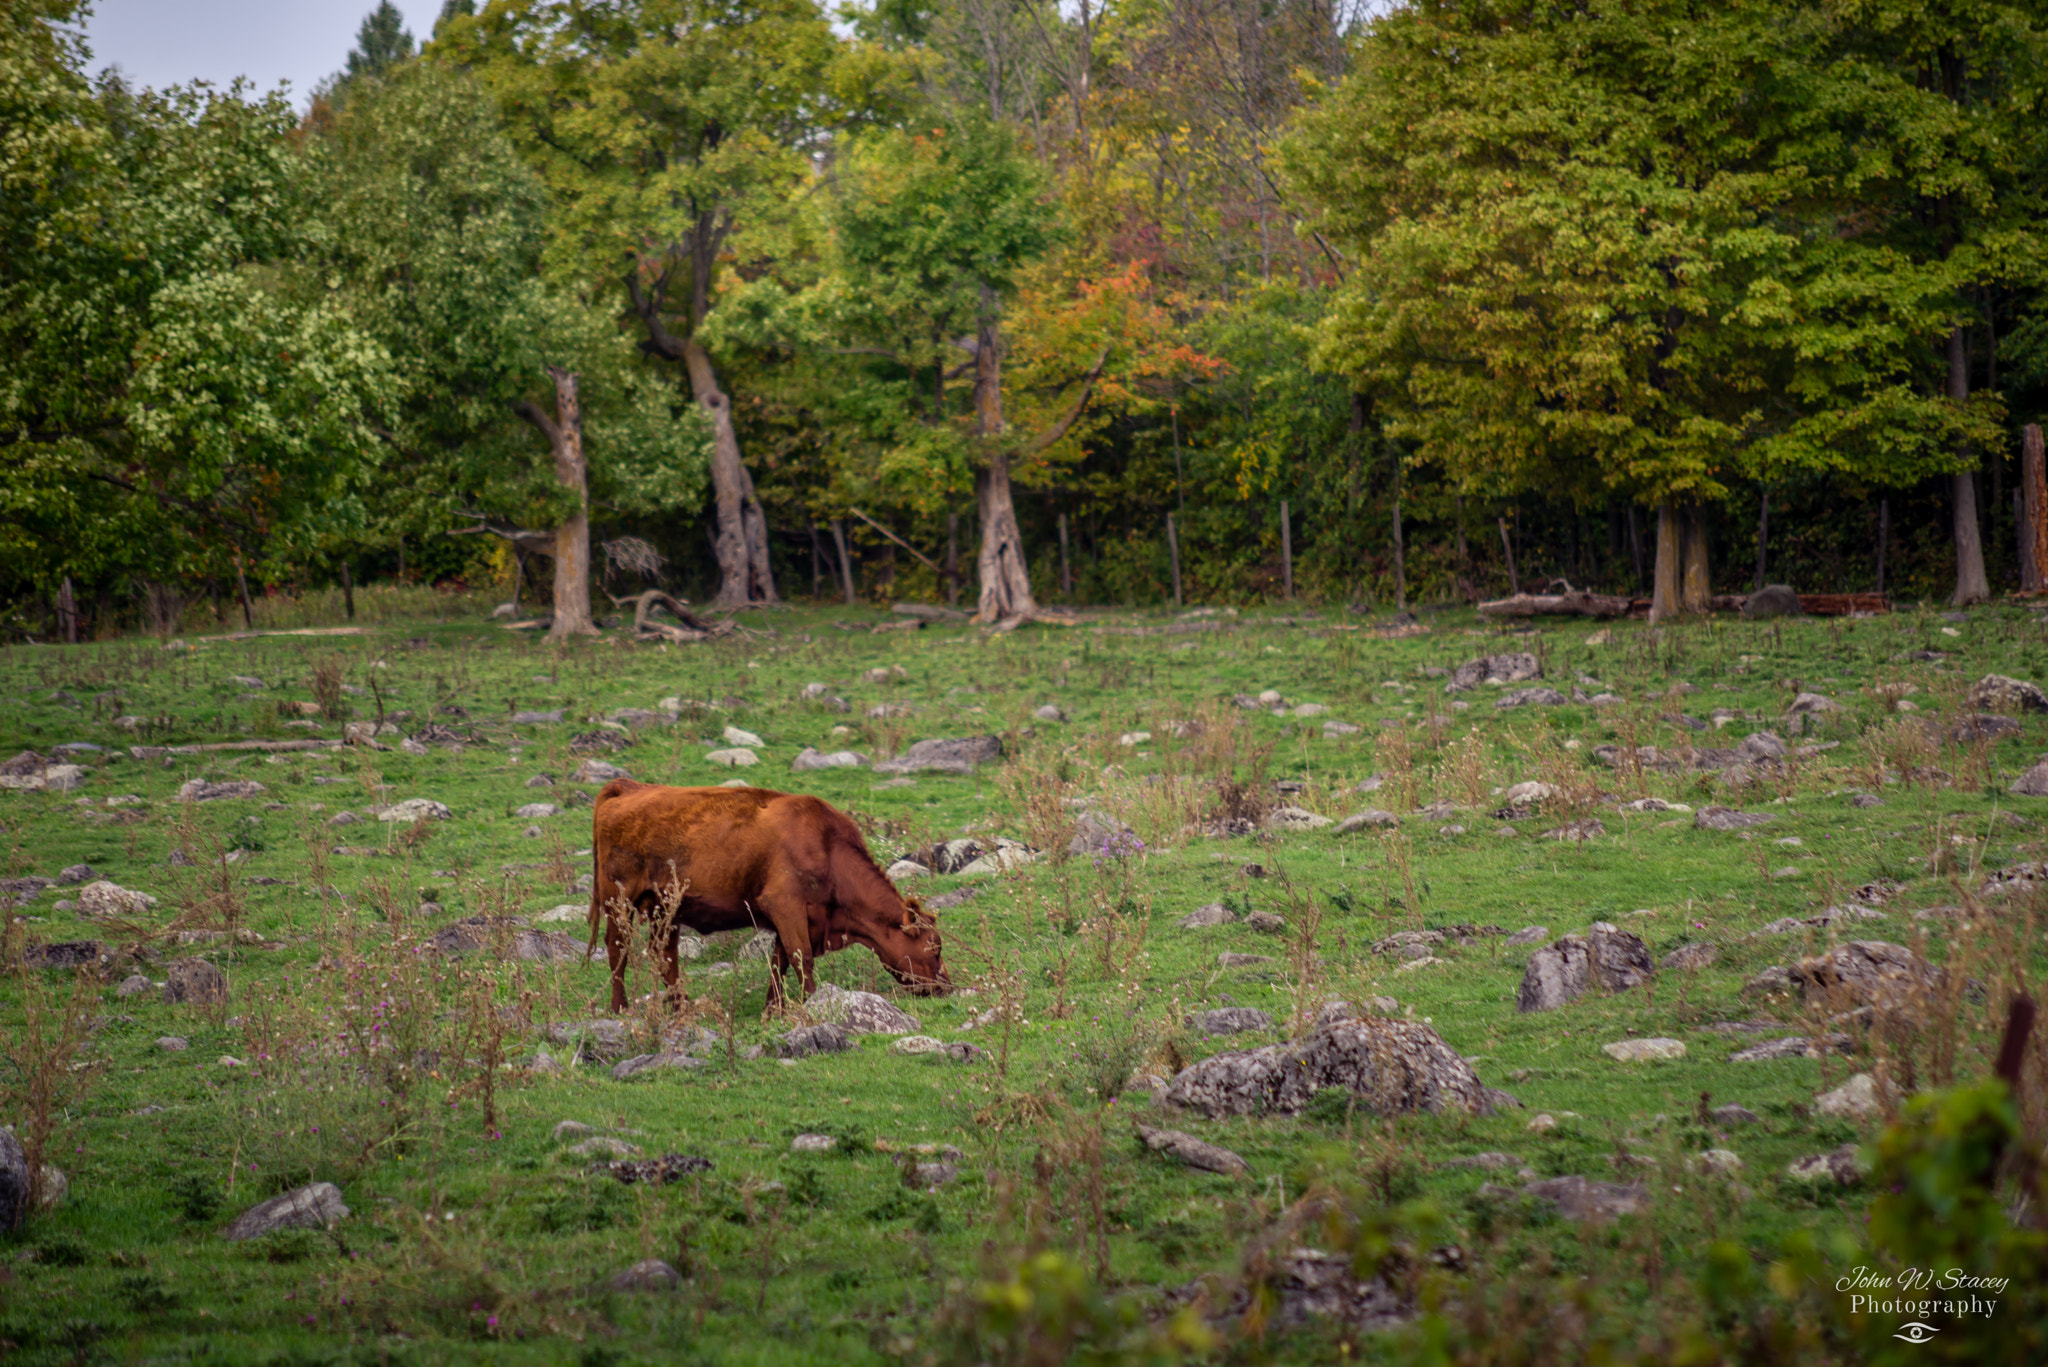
left=873, top=735, right=1003, bottom=775
left=1066, top=810, right=1137, bottom=857
left=1161, top=1016, right=1491, bottom=1119
left=163, top=957, right=228, bottom=1005
left=77, top=880, right=157, bottom=918
left=804, top=982, right=920, bottom=1034
left=1133, top=1123, right=1249, bottom=1176
left=2011, top=760, right=2048, bottom=798
left=1789, top=941, right=1940, bottom=1010
left=222, top=1182, right=350, bottom=1240
left=1967, top=674, right=2048, bottom=715
left=1448, top=653, right=1541, bottom=691
left=1742, top=585, right=1803, bottom=620
left=1515, top=926, right=1653, bottom=1012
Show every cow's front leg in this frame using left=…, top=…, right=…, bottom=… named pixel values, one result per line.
left=658, top=923, right=687, bottom=1011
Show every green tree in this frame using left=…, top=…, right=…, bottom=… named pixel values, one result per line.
left=1281, top=0, right=1988, bottom=618
left=346, top=2, right=416, bottom=81
left=307, top=62, right=702, bottom=636
left=434, top=0, right=850, bottom=608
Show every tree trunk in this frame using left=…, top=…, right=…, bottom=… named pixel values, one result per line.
left=1680, top=500, right=1711, bottom=613
left=830, top=519, right=856, bottom=604
left=1876, top=498, right=1889, bottom=596
left=1949, top=325, right=1990, bottom=606
left=1649, top=498, right=1683, bottom=622
left=234, top=553, right=254, bottom=628
left=1280, top=499, right=1293, bottom=600
left=341, top=558, right=355, bottom=620
left=1056, top=513, right=1070, bottom=598
left=1166, top=513, right=1182, bottom=606
left=682, top=338, right=778, bottom=609
left=56, top=576, right=76, bottom=644
left=1627, top=503, right=1644, bottom=589
left=949, top=511, right=964, bottom=605
left=970, top=307, right=1038, bottom=624
left=543, top=367, right=597, bottom=638
left=1497, top=516, right=1520, bottom=595
left=2021, top=424, right=2047, bottom=593
left=1391, top=455, right=1406, bottom=612
left=1753, top=488, right=1769, bottom=591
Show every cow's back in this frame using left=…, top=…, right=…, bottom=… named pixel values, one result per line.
left=592, top=783, right=842, bottom=928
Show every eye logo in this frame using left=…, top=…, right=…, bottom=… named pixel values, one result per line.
left=1893, top=1322, right=1940, bottom=1344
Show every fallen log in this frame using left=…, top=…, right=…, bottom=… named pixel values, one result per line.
left=1477, top=591, right=1633, bottom=619
left=616, top=591, right=735, bottom=643
left=1799, top=593, right=1889, bottom=616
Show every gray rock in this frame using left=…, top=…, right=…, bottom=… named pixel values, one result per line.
left=1966, top=674, right=2048, bottom=714
left=911, top=1162, right=958, bottom=1189
left=77, top=880, right=157, bottom=917
left=1516, top=926, right=1653, bottom=1012
left=1449, top=653, right=1541, bottom=691
left=1244, top=911, right=1288, bottom=935
left=512, top=710, right=564, bottom=725
left=326, top=811, right=362, bottom=828
left=547, top=1019, right=635, bottom=1062
left=1601, top=1037, right=1686, bottom=1062
left=1261, top=805, right=1333, bottom=831
left=1134, top=1122, right=1249, bottom=1175
left=1333, top=809, right=1398, bottom=833
left=779, top=1023, right=852, bottom=1058
left=1788, top=692, right=1838, bottom=717
left=1217, top=952, right=1276, bottom=968
left=551, top=1121, right=596, bottom=1140
left=572, top=758, right=630, bottom=783
left=1661, top=942, right=1717, bottom=971
left=1736, top=731, right=1789, bottom=760
left=805, top=983, right=920, bottom=1034
left=1194, top=1007, right=1274, bottom=1036
left=56, top=864, right=95, bottom=886
left=607, top=1259, right=682, bottom=1292
left=567, top=1136, right=642, bottom=1159
left=1729, top=1034, right=1853, bottom=1062
left=1496, top=687, right=1568, bottom=708
left=222, top=1181, right=349, bottom=1240
left=1848, top=793, right=1884, bottom=809
left=1695, top=805, right=1774, bottom=831
left=1710, top=1104, right=1761, bottom=1125
left=163, top=958, right=227, bottom=1006
left=513, top=802, right=559, bottom=818
left=1949, top=713, right=2022, bottom=743
left=1178, top=902, right=1237, bottom=929
left=115, top=973, right=152, bottom=997
left=1789, top=940, right=1939, bottom=1009
left=0, top=1128, right=25, bottom=1230
left=872, top=735, right=1002, bottom=775
left=1066, top=809, right=1137, bottom=856
left=1545, top=818, right=1605, bottom=840
left=375, top=798, right=451, bottom=822
left=1742, top=584, right=1803, bottom=619
left=1815, top=1072, right=1891, bottom=1119
left=1504, top=926, right=1548, bottom=946
left=1519, top=1176, right=1648, bottom=1221
left=792, top=747, right=868, bottom=771
left=525, top=773, right=556, bottom=788
left=1442, top=1152, right=1524, bottom=1173
left=611, top=1052, right=707, bottom=1080
left=177, top=779, right=267, bottom=802
left=1162, top=1017, right=1491, bottom=1120
left=790, top=1133, right=837, bottom=1153
left=1786, top=1144, right=1866, bottom=1185
left=2011, top=760, right=2048, bottom=797
left=156, top=1036, right=188, bottom=1052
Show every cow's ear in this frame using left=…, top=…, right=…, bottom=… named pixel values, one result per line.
left=901, top=894, right=925, bottom=930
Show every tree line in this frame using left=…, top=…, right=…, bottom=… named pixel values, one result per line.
left=4, top=0, right=2045, bottom=640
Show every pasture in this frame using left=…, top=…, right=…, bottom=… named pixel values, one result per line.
left=1, top=598, right=2045, bottom=1365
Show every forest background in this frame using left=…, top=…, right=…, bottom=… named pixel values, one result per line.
left=6, top=0, right=2048, bottom=637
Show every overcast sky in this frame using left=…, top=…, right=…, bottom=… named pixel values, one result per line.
left=82, top=1, right=442, bottom=105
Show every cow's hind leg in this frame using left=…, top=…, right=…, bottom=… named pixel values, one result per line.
left=603, top=903, right=631, bottom=1013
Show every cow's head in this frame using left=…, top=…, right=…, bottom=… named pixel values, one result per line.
left=874, top=893, right=950, bottom=995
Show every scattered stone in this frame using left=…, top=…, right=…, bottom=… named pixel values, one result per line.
left=1262, top=805, right=1333, bottom=831
left=115, top=973, right=152, bottom=997
left=910, top=1162, right=957, bottom=1189
left=1134, top=1122, right=1249, bottom=1176
left=1217, top=952, right=1275, bottom=968
left=375, top=798, right=451, bottom=822
left=1033, top=704, right=1067, bottom=722
left=1178, top=902, right=1237, bottom=929
left=1443, top=1153, right=1524, bottom=1173
left=572, top=758, right=630, bottom=783
left=1602, top=1038, right=1686, bottom=1063
left=1695, top=805, right=1773, bottom=831
left=1815, top=1072, right=1891, bottom=1119
left=1162, top=1016, right=1492, bottom=1119
left=222, top=1182, right=349, bottom=1241
left=793, top=747, right=868, bottom=770
left=547, top=1019, right=635, bottom=1062
left=156, top=1036, right=188, bottom=1052
left=326, top=810, right=362, bottom=828
left=1950, top=713, right=2022, bottom=743
left=891, top=1035, right=947, bottom=1055
left=1660, top=942, right=1717, bottom=971
left=1729, top=1034, right=1853, bottom=1062
left=568, top=1136, right=643, bottom=1159
left=1966, top=674, right=2048, bottom=714
left=1742, top=584, right=1802, bottom=619
left=791, top=1133, right=836, bottom=1153
left=1787, top=1145, right=1866, bottom=1185
left=1789, top=941, right=1940, bottom=1009
left=1694, top=1149, right=1744, bottom=1175
left=525, top=773, right=556, bottom=788
left=1545, top=818, right=1605, bottom=841
left=779, top=1023, right=852, bottom=1058
left=1516, top=926, right=1654, bottom=1012
left=1194, top=1008, right=1274, bottom=1036
left=1322, top=720, right=1361, bottom=737
left=512, top=710, right=564, bottom=725
left=176, top=779, right=267, bottom=802
left=805, top=982, right=920, bottom=1034
left=608, top=1259, right=682, bottom=1292
left=56, top=864, right=95, bottom=886
left=1244, top=911, right=1288, bottom=934
left=885, top=859, right=929, bottom=882
left=1711, top=1104, right=1761, bottom=1125
left=1066, top=810, right=1137, bottom=856
left=1333, top=809, right=1398, bottom=833
left=2011, top=760, right=2048, bottom=797
left=163, top=958, right=227, bottom=1006
left=1519, top=1176, right=1647, bottom=1221
left=704, top=748, right=758, bottom=768
left=77, top=880, right=157, bottom=918
left=611, top=1052, right=707, bottom=1080
left=1496, top=687, right=1568, bottom=709
left=873, top=735, right=1002, bottom=775
left=1526, top=1113, right=1558, bottom=1133
left=1504, top=926, right=1548, bottom=947
left=1448, top=653, right=1541, bottom=691
left=514, top=803, right=559, bottom=818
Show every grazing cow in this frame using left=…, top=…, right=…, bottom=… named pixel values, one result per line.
left=585, top=780, right=948, bottom=1012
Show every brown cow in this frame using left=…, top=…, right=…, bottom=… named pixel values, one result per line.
left=585, top=780, right=948, bottom=1012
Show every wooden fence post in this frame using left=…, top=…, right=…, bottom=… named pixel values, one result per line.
left=1166, top=513, right=1182, bottom=606
left=1280, top=500, right=1292, bottom=600
left=2022, top=425, right=2047, bottom=593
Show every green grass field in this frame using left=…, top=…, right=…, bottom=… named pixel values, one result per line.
left=2, top=599, right=2044, bottom=1365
